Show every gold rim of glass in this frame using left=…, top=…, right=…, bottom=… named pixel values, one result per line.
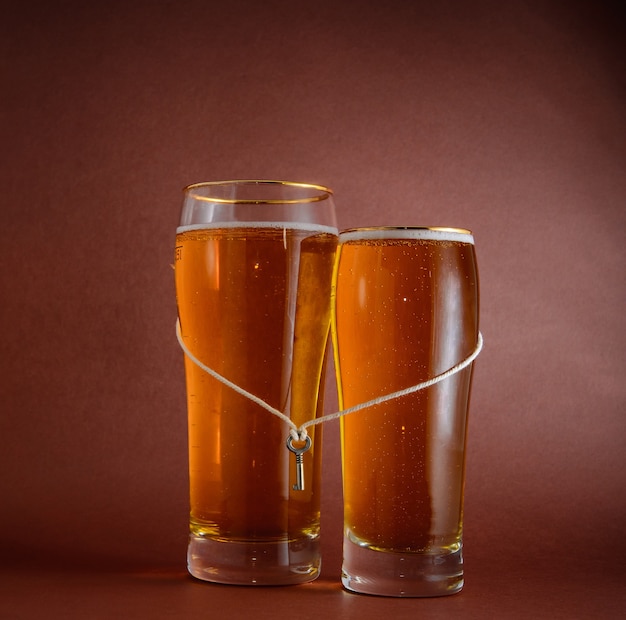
left=183, top=180, right=333, bottom=205
left=340, top=226, right=472, bottom=235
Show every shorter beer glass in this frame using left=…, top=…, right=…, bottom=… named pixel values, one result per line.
left=175, top=181, right=338, bottom=585
left=332, top=227, right=480, bottom=597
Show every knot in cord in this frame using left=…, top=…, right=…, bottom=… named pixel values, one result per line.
left=289, top=427, right=309, bottom=443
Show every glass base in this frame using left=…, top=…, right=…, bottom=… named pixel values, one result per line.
left=187, top=533, right=321, bottom=585
left=341, top=533, right=464, bottom=597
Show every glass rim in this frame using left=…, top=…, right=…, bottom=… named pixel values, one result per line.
left=339, top=226, right=474, bottom=244
left=183, top=180, right=333, bottom=205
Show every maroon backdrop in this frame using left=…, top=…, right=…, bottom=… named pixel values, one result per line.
left=1, top=0, right=624, bottom=617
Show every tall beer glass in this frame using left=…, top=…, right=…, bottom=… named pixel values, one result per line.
left=175, top=181, right=338, bottom=585
left=332, top=227, right=479, bottom=597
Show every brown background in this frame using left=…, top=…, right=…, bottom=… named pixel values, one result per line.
left=1, top=0, right=625, bottom=617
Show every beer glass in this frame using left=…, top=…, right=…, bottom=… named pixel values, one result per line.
left=332, top=227, right=480, bottom=597
left=175, top=181, right=338, bottom=585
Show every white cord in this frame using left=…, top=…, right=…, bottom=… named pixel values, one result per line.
left=176, top=318, right=483, bottom=443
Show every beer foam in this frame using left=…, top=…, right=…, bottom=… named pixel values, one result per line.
left=176, top=221, right=339, bottom=235
left=339, top=227, right=474, bottom=245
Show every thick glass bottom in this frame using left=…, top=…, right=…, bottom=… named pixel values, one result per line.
left=187, top=533, right=321, bottom=585
left=341, top=532, right=464, bottom=597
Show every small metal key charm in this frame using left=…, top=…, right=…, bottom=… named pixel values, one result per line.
left=286, top=435, right=312, bottom=491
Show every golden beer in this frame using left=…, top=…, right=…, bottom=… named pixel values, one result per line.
left=175, top=181, right=337, bottom=585
left=332, top=227, right=479, bottom=596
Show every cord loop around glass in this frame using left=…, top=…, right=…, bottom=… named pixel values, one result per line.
left=175, top=318, right=483, bottom=443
